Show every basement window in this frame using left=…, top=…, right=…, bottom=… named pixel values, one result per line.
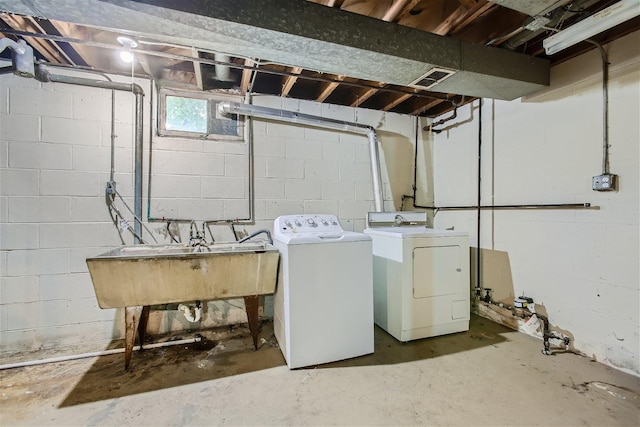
left=158, top=88, right=244, bottom=141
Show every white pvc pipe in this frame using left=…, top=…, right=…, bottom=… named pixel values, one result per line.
left=219, top=101, right=384, bottom=212
left=178, top=304, right=202, bottom=322
left=0, top=337, right=201, bottom=370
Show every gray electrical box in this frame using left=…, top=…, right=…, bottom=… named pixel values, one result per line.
left=592, top=174, right=617, bottom=191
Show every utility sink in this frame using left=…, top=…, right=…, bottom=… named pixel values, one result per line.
left=85, top=241, right=280, bottom=369
left=86, top=242, right=280, bottom=309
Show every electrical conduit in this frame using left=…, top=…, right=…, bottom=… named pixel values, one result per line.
left=35, top=65, right=146, bottom=243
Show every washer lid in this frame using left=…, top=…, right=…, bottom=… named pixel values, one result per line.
left=364, top=226, right=468, bottom=238
left=275, top=231, right=371, bottom=245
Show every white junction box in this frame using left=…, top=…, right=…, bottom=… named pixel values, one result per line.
left=365, top=212, right=470, bottom=342
left=592, top=173, right=617, bottom=191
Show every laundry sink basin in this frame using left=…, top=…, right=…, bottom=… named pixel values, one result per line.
left=86, top=242, right=280, bottom=309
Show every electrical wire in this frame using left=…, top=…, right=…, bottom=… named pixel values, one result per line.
left=106, top=192, right=126, bottom=245
left=166, top=221, right=180, bottom=243
left=106, top=189, right=145, bottom=244
left=106, top=184, right=158, bottom=244
left=237, top=229, right=273, bottom=245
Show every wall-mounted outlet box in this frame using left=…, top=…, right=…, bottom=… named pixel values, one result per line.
left=592, top=174, right=617, bottom=191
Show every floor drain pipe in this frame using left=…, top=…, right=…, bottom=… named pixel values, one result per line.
left=219, top=101, right=384, bottom=212
left=0, top=337, right=201, bottom=370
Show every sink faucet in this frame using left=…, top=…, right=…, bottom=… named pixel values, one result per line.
left=189, top=221, right=207, bottom=248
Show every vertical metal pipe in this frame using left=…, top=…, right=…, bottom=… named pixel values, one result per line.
left=412, top=116, right=419, bottom=202
left=586, top=40, right=609, bottom=174
left=32, top=65, right=146, bottom=242
left=146, top=79, right=155, bottom=223
left=134, top=92, right=144, bottom=244
left=601, top=51, right=608, bottom=175
left=110, top=89, right=116, bottom=182
left=367, top=130, right=384, bottom=212
left=246, top=115, right=255, bottom=221
left=597, top=43, right=609, bottom=174
left=477, top=98, right=482, bottom=295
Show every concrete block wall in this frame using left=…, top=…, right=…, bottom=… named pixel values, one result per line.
left=428, top=31, right=639, bottom=375
left=0, top=68, right=417, bottom=359
left=0, top=70, right=149, bottom=357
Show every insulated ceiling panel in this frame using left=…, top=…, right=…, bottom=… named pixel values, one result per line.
left=0, top=0, right=550, bottom=100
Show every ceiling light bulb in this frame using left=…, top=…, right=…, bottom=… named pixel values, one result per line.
left=116, top=35, right=138, bottom=63
left=119, top=50, right=134, bottom=63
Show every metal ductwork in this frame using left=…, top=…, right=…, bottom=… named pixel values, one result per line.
left=213, top=53, right=232, bottom=82
left=490, top=0, right=572, bottom=16
left=0, top=0, right=550, bottom=100
left=219, top=101, right=385, bottom=213
left=0, top=38, right=34, bottom=78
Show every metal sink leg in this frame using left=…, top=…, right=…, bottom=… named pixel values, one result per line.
left=124, top=305, right=143, bottom=370
left=243, top=295, right=260, bottom=350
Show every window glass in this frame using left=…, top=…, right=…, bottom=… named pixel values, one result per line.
left=158, top=89, right=243, bottom=141
left=165, top=96, right=207, bottom=133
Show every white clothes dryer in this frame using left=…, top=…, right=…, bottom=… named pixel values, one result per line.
left=364, top=211, right=470, bottom=342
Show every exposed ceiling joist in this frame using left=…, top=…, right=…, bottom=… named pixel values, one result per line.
left=350, top=82, right=386, bottom=107
left=240, top=58, right=255, bottom=95
left=281, top=66, right=302, bottom=97
left=2, top=14, right=70, bottom=64
left=410, top=98, right=445, bottom=116
left=192, top=48, right=203, bottom=90
left=382, top=92, right=413, bottom=111
left=49, top=20, right=106, bottom=69
left=432, top=4, right=474, bottom=35
left=316, top=75, right=344, bottom=102
left=450, top=2, right=495, bottom=35
left=1, top=0, right=635, bottom=118
left=382, top=0, right=422, bottom=22
left=320, top=0, right=345, bottom=7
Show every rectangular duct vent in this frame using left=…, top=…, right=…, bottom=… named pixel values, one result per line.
left=410, top=67, right=456, bottom=89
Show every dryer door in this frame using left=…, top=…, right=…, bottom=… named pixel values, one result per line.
left=412, top=245, right=463, bottom=298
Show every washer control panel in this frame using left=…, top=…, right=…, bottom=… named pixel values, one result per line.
left=275, top=214, right=343, bottom=235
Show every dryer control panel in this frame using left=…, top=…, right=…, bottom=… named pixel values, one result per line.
left=275, top=214, right=343, bottom=235
left=367, top=211, right=427, bottom=227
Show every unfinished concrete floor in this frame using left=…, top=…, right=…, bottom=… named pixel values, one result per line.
left=1, top=315, right=639, bottom=426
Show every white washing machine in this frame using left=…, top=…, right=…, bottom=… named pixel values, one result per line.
left=273, top=214, right=374, bottom=369
left=364, top=211, right=470, bottom=342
